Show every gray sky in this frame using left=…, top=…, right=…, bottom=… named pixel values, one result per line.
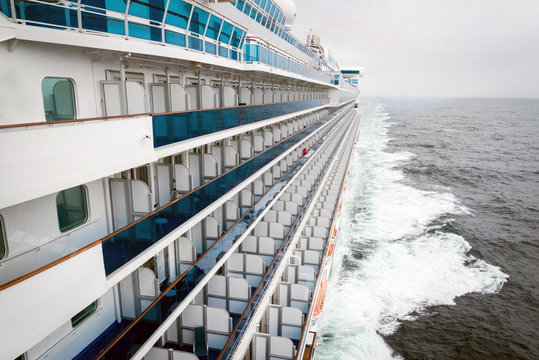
left=292, top=0, right=539, bottom=98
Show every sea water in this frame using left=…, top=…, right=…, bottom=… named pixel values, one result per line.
left=314, top=98, right=538, bottom=359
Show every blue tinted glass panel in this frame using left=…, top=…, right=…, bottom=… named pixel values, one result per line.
left=94, top=103, right=347, bottom=360
left=129, top=0, right=164, bottom=22
left=81, top=11, right=124, bottom=34
left=230, top=50, right=238, bottom=60
left=250, top=8, right=257, bottom=19
left=153, top=99, right=327, bottom=147
left=165, top=0, right=192, bottom=29
left=218, top=46, right=228, bottom=58
left=254, top=0, right=260, bottom=5
left=219, top=21, right=233, bottom=44
left=245, top=43, right=258, bottom=62
left=165, top=30, right=186, bottom=46
left=189, top=6, right=209, bottom=34
left=261, top=16, right=267, bottom=26
left=188, top=35, right=203, bottom=50
left=243, top=3, right=251, bottom=15
left=129, top=22, right=161, bottom=41
left=0, top=0, right=11, bottom=17
left=264, top=0, right=271, bottom=12
left=260, top=0, right=266, bottom=10
left=236, top=0, right=244, bottom=11
left=205, top=41, right=217, bottom=54
left=15, top=4, right=78, bottom=29
left=270, top=3, right=275, bottom=17
left=205, top=14, right=222, bottom=40
left=230, top=27, right=243, bottom=47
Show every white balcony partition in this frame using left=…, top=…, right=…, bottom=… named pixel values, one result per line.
left=0, top=245, right=107, bottom=359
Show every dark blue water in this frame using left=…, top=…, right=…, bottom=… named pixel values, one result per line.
left=315, top=98, right=538, bottom=359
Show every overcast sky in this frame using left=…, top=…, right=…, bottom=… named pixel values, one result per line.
left=292, top=0, right=539, bottom=98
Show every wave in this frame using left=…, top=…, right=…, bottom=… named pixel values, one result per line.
left=314, top=100, right=508, bottom=360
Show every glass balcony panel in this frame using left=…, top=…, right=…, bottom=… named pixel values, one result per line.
left=189, top=6, right=209, bottom=35
left=129, top=0, right=164, bottom=22
left=129, top=22, right=161, bottom=41
left=205, top=14, right=222, bottom=40
left=218, top=45, right=228, bottom=58
left=0, top=0, right=11, bottom=17
left=165, top=30, right=186, bottom=47
left=152, top=99, right=327, bottom=147
left=165, top=0, right=192, bottom=29
left=79, top=9, right=125, bottom=35
left=218, top=20, right=233, bottom=44
left=97, top=107, right=347, bottom=359
left=230, top=27, right=243, bottom=48
left=250, top=8, right=257, bottom=20
left=15, top=3, right=78, bottom=29
left=205, top=41, right=217, bottom=55
left=103, top=101, right=334, bottom=276
left=188, top=35, right=203, bottom=51
left=243, top=3, right=251, bottom=16
left=236, top=0, right=244, bottom=11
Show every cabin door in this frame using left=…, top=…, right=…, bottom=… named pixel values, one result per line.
left=109, top=179, right=152, bottom=231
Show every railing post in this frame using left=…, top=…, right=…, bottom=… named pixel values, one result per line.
left=77, top=0, right=82, bottom=32
left=9, top=0, right=15, bottom=21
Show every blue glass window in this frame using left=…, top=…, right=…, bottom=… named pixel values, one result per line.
left=165, top=30, right=186, bottom=47
left=189, top=35, right=203, bottom=50
left=71, top=301, right=98, bottom=327
left=236, top=0, right=245, bottom=11
left=14, top=4, right=78, bottom=29
left=250, top=8, right=257, bottom=20
left=264, top=0, right=271, bottom=12
left=260, top=0, right=267, bottom=9
left=57, top=186, right=88, bottom=232
left=42, top=77, right=76, bottom=121
left=80, top=0, right=126, bottom=13
left=0, top=0, right=11, bottom=17
left=205, top=41, right=217, bottom=54
left=219, top=46, right=228, bottom=58
left=256, top=12, right=262, bottom=23
left=261, top=16, right=267, bottom=27
left=129, top=0, right=164, bottom=22
left=165, top=0, right=192, bottom=29
left=243, top=3, right=251, bottom=16
left=205, top=15, right=222, bottom=40
left=189, top=6, right=209, bottom=35
left=270, top=3, right=276, bottom=17
left=254, top=0, right=261, bottom=5
left=219, top=21, right=233, bottom=44
left=230, top=27, right=243, bottom=48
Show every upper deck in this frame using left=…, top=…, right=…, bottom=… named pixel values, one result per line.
left=0, top=0, right=332, bottom=85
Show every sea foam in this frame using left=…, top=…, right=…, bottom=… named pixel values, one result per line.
left=314, top=101, right=508, bottom=360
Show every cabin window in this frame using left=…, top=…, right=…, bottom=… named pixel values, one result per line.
left=42, top=77, right=76, bottom=121
left=0, top=216, right=5, bottom=260
left=71, top=300, right=98, bottom=328
left=56, top=185, right=88, bottom=232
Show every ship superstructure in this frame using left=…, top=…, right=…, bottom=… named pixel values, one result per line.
left=0, top=1, right=361, bottom=359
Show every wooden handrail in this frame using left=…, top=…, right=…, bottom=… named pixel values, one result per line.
left=0, top=112, right=151, bottom=130
left=0, top=111, right=329, bottom=292
left=0, top=98, right=328, bottom=130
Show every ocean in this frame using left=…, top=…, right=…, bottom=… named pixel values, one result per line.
left=314, top=98, right=539, bottom=359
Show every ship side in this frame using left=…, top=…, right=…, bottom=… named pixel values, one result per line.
left=0, top=1, right=362, bottom=359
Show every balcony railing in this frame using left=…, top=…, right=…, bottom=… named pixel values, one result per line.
left=153, top=99, right=328, bottom=147
left=93, top=105, right=351, bottom=360
left=103, top=108, right=338, bottom=276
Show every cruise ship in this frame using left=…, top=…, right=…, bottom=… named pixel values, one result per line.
left=0, top=0, right=363, bottom=359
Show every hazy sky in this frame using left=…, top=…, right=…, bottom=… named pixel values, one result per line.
left=292, top=0, right=539, bottom=98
